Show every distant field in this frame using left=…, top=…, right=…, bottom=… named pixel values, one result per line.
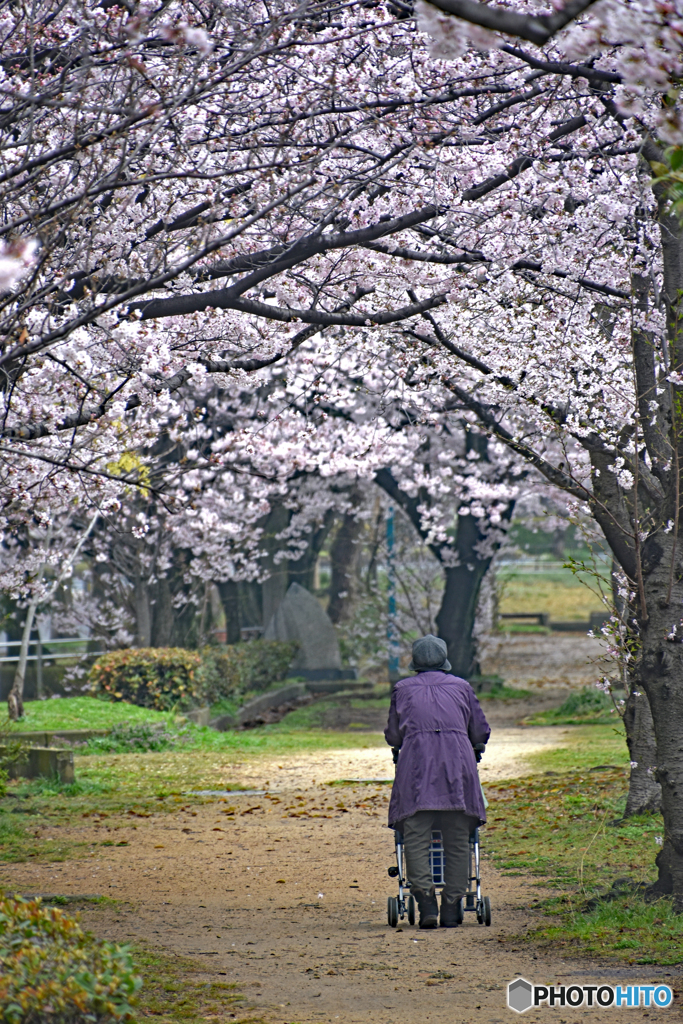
left=497, top=570, right=608, bottom=621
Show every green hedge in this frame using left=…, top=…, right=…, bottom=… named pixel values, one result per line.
left=88, top=648, right=202, bottom=711
left=0, top=896, right=141, bottom=1023
left=88, top=641, right=297, bottom=710
left=198, top=640, right=298, bottom=700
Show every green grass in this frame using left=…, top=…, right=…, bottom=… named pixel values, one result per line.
left=0, top=726, right=389, bottom=863
left=5, top=696, right=171, bottom=732
left=526, top=723, right=628, bottom=773
left=537, top=897, right=683, bottom=965
left=129, top=943, right=264, bottom=1023
left=484, top=725, right=676, bottom=964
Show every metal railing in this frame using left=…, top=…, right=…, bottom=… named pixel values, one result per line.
left=0, top=637, right=105, bottom=699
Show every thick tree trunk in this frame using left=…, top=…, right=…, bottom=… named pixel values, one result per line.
left=151, top=576, right=174, bottom=648
left=636, top=534, right=683, bottom=906
left=623, top=684, right=662, bottom=816
left=261, top=504, right=290, bottom=628
left=435, top=519, right=491, bottom=678
left=611, top=560, right=662, bottom=816
left=328, top=511, right=362, bottom=624
left=288, top=509, right=335, bottom=592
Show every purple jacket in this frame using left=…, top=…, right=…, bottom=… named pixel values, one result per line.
left=384, top=671, right=491, bottom=828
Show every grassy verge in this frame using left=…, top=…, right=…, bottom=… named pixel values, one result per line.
left=523, top=687, right=616, bottom=726
left=5, top=696, right=172, bottom=732
left=485, top=725, right=683, bottom=964
left=130, top=944, right=266, bottom=1024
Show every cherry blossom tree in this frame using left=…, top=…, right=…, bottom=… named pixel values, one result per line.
left=5, top=0, right=683, bottom=895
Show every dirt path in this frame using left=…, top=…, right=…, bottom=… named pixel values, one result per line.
left=2, top=724, right=677, bottom=1024
left=181, top=722, right=574, bottom=792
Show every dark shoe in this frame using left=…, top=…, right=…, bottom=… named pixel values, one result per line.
left=440, top=894, right=463, bottom=928
left=413, top=888, right=439, bottom=929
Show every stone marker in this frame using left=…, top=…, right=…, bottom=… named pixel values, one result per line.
left=264, top=582, right=353, bottom=677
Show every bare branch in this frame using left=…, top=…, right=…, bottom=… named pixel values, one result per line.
left=420, top=0, right=602, bottom=47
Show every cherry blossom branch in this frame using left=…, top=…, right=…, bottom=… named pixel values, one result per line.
left=420, top=0, right=601, bottom=47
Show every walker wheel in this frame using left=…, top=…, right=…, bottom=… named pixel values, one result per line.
left=387, top=896, right=399, bottom=927
left=407, top=895, right=416, bottom=926
left=483, top=895, right=492, bottom=926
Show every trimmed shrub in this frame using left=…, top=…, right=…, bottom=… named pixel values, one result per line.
left=85, top=721, right=189, bottom=753
left=0, top=896, right=141, bottom=1023
left=88, top=648, right=202, bottom=711
left=198, top=640, right=298, bottom=701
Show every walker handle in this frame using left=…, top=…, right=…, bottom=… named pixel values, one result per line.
left=391, top=746, right=400, bottom=765
left=473, top=742, right=486, bottom=763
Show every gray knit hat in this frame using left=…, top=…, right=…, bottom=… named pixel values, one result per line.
left=409, top=634, right=451, bottom=673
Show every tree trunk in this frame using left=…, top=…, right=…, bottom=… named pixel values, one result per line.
left=288, top=509, right=335, bottom=593
left=8, top=534, right=51, bottom=720
left=328, top=511, right=362, bottom=624
left=7, top=601, right=38, bottom=720
left=217, top=580, right=241, bottom=644
left=435, top=515, right=492, bottom=678
left=261, top=504, right=290, bottom=628
left=611, top=559, right=662, bottom=816
left=636, top=534, right=683, bottom=905
left=151, top=576, right=174, bottom=648
left=623, top=684, right=662, bottom=816
left=135, top=576, right=152, bottom=647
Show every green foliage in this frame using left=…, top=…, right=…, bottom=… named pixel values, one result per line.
left=84, top=721, right=191, bottom=754
left=651, top=143, right=683, bottom=219
left=88, top=649, right=202, bottom=711
left=89, top=642, right=297, bottom=712
left=525, top=687, right=615, bottom=725
left=197, top=640, right=298, bottom=701
left=0, top=895, right=141, bottom=1022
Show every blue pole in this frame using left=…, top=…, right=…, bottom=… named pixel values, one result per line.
left=387, top=507, right=399, bottom=682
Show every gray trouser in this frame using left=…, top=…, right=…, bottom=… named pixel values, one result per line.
left=403, top=810, right=477, bottom=901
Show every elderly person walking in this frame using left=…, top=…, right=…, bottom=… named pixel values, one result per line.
left=385, top=634, right=490, bottom=929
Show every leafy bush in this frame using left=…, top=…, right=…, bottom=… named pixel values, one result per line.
left=0, top=895, right=141, bottom=1022
left=524, top=686, right=615, bottom=725
left=88, top=648, right=201, bottom=711
left=85, top=721, right=190, bottom=754
left=558, top=687, right=613, bottom=716
left=198, top=640, right=298, bottom=700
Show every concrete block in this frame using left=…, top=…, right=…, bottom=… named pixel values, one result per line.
left=184, top=707, right=212, bottom=727
left=238, top=683, right=307, bottom=725
left=209, top=713, right=237, bottom=731
left=4, top=746, right=75, bottom=783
